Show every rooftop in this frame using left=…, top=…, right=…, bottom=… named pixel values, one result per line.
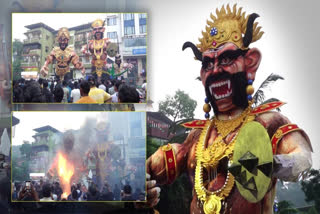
left=33, top=125, right=60, bottom=133
left=147, top=112, right=172, bottom=125
left=24, top=22, right=55, bottom=32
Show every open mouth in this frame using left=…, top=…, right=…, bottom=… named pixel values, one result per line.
left=209, top=79, right=232, bottom=100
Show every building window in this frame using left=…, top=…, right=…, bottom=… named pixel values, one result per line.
left=107, top=32, right=117, bottom=39
left=139, top=25, right=146, bottom=34
left=124, top=13, right=134, bottom=20
left=139, top=14, right=147, bottom=19
left=46, top=35, right=49, bottom=40
left=124, top=37, right=146, bottom=47
left=107, top=17, right=117, bottom=26
left=45, top=46, right=49, bottom=53
left=124, top=26, right=135, bottom=35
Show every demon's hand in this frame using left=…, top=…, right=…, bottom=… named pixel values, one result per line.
left=146, top=173, right=160, bottom=207
left=40, top=65, right=49, bottom=77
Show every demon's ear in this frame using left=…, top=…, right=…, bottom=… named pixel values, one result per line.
left=244, top=48, right=261, bottom=80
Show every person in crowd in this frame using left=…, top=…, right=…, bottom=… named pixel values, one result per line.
left=53, top=85, right=64, bottom=103
left=42, top=80, right=54, bottom=102
left=40, top=183, right=54, bottom=201
left=61, top=80, right=69, bottom=103
left=98, top=79, right=107, bottom=91
left=23, top=80, right=46, bottom=102
left=88, top=76, right=111, bottom=103
left=118, top=84, right=140, bottom=103
left=18, top=182, right=39, bottom=201
left=111, top=80, right=122, bottom=103
left=70, top=81, right=81, bottom=103
left=76, top=80, right=97, bottom=104
left=86, top=183, right=100, bottom=201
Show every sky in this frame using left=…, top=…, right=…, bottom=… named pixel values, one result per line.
left=12, top=13, right=113, bottom=41
left=12, top=112, right=108, bottom=145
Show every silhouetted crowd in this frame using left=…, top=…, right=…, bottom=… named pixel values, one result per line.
left=13, top=77, right=145, bottom=104
left=12, top=180, right=146, bottom=202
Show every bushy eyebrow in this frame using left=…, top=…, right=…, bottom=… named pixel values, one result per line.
left=218, top=49, right=248, bottom=61
left=202, top=56, right=215, bottom=69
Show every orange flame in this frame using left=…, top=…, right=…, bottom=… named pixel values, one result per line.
left=57, top=152, right=74, bottom=199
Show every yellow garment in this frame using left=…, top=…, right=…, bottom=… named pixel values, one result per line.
left=88, top=87, right=111, bottom=104
left=76, top=96, right=97, bottom=104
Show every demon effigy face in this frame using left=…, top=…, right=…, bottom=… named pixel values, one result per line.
left=58, top=37, right=69, bottom=50
left=56, top=27, right=70, bottom=51
left=91, top=19, right=105, bottom=40
left=183, top=4, right=263, bottom=113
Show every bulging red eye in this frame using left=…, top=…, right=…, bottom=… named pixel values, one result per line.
left=220, top=58, right=232, bottom=65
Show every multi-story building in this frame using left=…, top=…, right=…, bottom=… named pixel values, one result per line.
left=21, top=23, right=55, bottom=77
left=29, top=125, right=61, bottom=173
left=105, top=13, right=147, bottom=86
left=19, top=13, right=147, bottom=85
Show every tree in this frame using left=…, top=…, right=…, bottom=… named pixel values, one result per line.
left=277, top=200, right=299, bottom=214
left=159, top=90, right=197, bottom=123
left=19, top=142, right=32, bottom=160
left=12, top=39, right=23, bottom=80
left=301, top=169, right=320, bottom=212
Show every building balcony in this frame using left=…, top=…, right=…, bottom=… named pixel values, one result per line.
left=23, top=37, right=41, bottom=44
left=21, top=62, right=39, bottom=68
left=29, top=49, right=41, bottom=56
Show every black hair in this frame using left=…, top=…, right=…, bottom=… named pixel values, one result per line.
left=53, top=85, right=64, bottom=102
left=118, top=84, right=140, bottom=103
left=74, top=81, right=79, bottom=89
left=88, top=76, right=96, bottom=87
left=123, top=185, right=132, bottom=194
left=114, top=80, right=122, bottom=90
left=42, top=183, right=52, bottom=198
left=23, top=81, right=46, bottom=102
left=80, top=80, right=91, bottom=95
left=62, top=80, right=67, bottom=87
left=43, top=80, right=48, bottom=88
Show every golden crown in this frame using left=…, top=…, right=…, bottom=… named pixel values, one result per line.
left=91, top=18, right=105, bottom=28
left=56, top=27, right=70, bottom=40
left=197, top=4, right=264, bottom=51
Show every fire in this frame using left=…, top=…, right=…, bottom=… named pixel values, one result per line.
left=57, top=152, right=74, bottom=199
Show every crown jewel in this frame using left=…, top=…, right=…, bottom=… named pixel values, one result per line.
left=197, top=4, right=264, bottom=52
left=91, top=19, right=105, bottom=28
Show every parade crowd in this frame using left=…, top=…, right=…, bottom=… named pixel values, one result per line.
left=12, top=180, right=145, bottom=202
left=13, top=76, right=146, bottom=104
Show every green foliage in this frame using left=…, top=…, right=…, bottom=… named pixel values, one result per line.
left=158, top=90, right=197, bottom=123
left=156, top=174, right=193, bottom=214
left=19, top=142, right=32, bottom=160
left=12, top=39, right=23, bottom=80
left=277, top=200, right=299, bottom=214
left=12, top=155, right=30, bottom=182
left=147, top=137, right=161, bottom=158
left=301, top=169, right=320, bottom=212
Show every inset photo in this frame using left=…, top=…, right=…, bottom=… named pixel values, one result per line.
left=12, top=13, right=147, bottom=104
left=12, top=111, right=146, bottom=202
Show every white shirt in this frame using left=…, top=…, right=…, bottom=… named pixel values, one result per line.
left=111, top=92, right=118, bottom=103
left=99, top=84, right=107, bottom=92
left=71, top=89, right=81, bottom=103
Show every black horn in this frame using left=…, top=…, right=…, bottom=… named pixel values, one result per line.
left=243, top=13, right=259, bottom=48
left=182, top=42, right=202, bottom=61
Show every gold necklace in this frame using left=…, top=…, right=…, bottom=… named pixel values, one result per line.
left=213, top=104, right=252, bottom=139
left=195, top=106, right=254, bottom=214
left=93, top=39, right=105, bottom=60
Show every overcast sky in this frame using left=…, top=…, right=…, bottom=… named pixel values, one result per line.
left=12, top=13, right=112, bottom=41
left=12, top=112, right=108, bottom=145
